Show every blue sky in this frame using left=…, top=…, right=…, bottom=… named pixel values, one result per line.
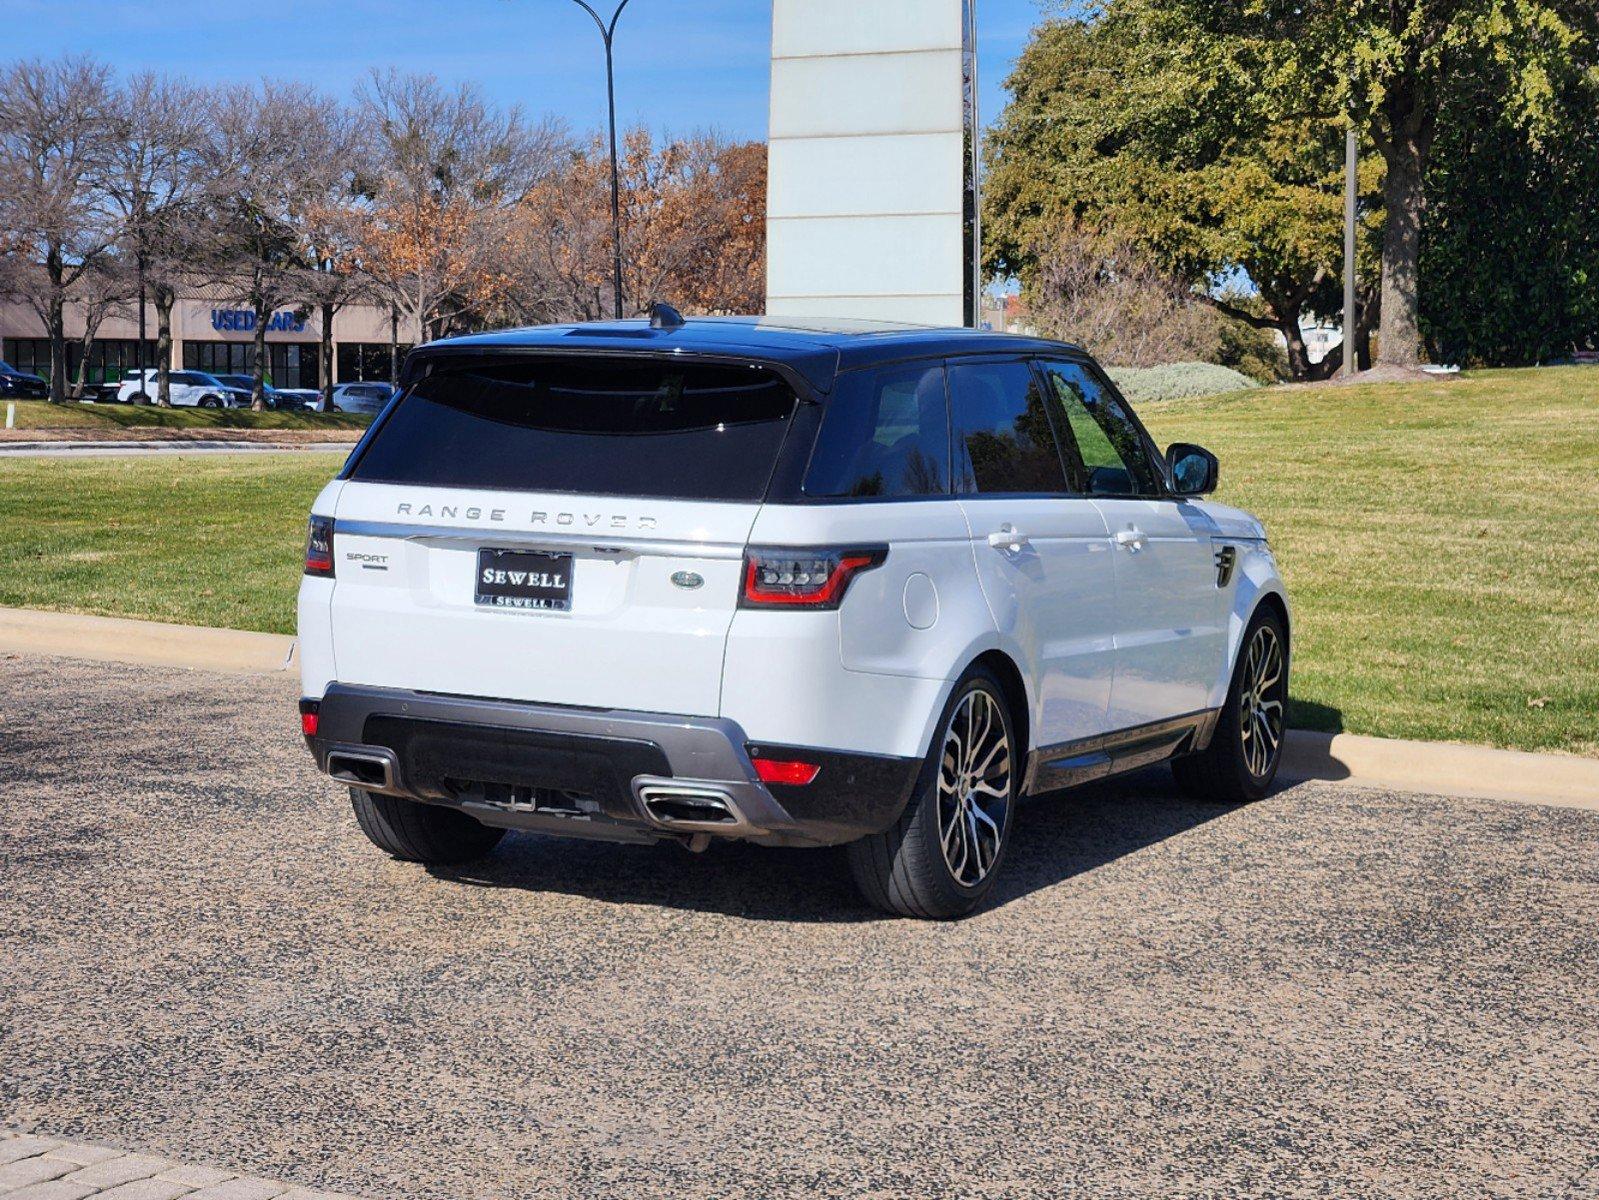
left=0, top=0, right=1052, bottom=139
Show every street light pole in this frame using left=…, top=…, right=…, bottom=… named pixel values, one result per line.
left=1343, top=121, right=1359, bottom=379
left=569, top=0, right=633, bottom=321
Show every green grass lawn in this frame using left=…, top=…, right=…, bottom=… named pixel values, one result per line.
left=0, top=366, right=1594, bottom=755
left=4, top=399, right=370, bottom=432
left=1141, top=366, right=1599, bottom=756
left=0, top=453, right=345, bottom=634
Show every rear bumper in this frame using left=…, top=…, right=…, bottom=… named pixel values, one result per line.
left=304, top=684, right=921, bottom=848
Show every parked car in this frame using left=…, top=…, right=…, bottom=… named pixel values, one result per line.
left=297, top=316, right=1290, bottom=919
left=116, top=370, right=250, bottom=408
left=0, top=361, right=49, bottom=399
left=323, top=381, right=398, bottom=414
left=80, top=381, right=122, bottom=403
left=212, top=374, right=311, bottom=410
left=275, top=388, right=322, bottom=411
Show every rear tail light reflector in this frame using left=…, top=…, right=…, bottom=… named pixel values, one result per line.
left=752, top=757, right=821, bottom=786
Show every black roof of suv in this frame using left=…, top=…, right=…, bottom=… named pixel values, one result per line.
left=407, top=316, right=1086, bottom=394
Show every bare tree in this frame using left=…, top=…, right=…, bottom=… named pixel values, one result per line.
left=102, top=73, right=213, bottom=406
left=0, top=56, right=117, bottom=402
left=68, top=256, right=135, bottom=398
left=1029, top=223, right=1238, bottom=367
left=356, top=70, right=566, bottom=343
left=501, top=130, right=767, bottom=325
left=202, top=80, right=357, bottom=409
left=301, top=106, right=374, bottom=408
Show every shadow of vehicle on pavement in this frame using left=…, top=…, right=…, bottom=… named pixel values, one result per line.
left=430, top=765, right=1286, bottom=922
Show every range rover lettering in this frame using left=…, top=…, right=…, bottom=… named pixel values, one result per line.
left=297, top=314, right=1290, bottom=919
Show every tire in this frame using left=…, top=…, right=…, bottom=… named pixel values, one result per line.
left=350, top=788, right=506, bottom=864
left=198, top=395, right=221, bottom=409
left=130, top=392, right=151, bottom=405
left=846, top=666, right=1019, bottom=919
left=1173, top=606, right=1289, bottom=804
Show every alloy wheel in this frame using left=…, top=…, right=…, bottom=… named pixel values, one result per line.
left=1238, top=624, right=1286, bottom=778
left=936, top=688, right=1012, bottom=887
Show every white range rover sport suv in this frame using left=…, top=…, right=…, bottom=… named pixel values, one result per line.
left=297, top=315, right=1290, bottom=918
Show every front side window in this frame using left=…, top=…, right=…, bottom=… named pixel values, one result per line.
left=349, top=357, right=797, bottom=502
left=947, top=359, right=1070, bottom=495
left=1039, top=361, right=1161, bottom=496
left=804, top=363, right=950, bottom=498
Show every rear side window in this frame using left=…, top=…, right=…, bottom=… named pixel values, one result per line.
left=947, top=359, right=1070, bottom=495
left=803, top=363, right=950, bottom=498
left=1039, top=361, right=1160, bottom=496
left=349, top=358, right=797, bottom=501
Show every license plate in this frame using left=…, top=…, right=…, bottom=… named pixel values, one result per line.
left=475, top=548, right=573, bottom=611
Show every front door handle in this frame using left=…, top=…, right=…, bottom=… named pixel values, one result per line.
left=1114, top=528, right=1147, bottom=552
left=987, top=525, right=1028, bottom=554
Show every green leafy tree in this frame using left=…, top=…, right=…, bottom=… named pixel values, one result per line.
left=1168, top=0, right=1599, bottom=366
left=1421, top=53, right=1599, bottom=363
left=984, top=8, right=1381, bottom=380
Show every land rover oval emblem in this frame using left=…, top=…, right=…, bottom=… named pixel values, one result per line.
left=671, top=571, right=705, bottom=590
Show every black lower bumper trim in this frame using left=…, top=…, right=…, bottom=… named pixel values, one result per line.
left=305, top=685, right=922, bottom=847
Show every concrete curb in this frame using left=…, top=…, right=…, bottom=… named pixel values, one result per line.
left=2, top=607, right=1595, bottom=811
left=1279, top=729, right=1599, bottom=813
left=0, top=607, right=294, bottom=675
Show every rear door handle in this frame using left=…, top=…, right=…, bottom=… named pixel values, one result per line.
left=1114, top=528, right=1147, bottom=551
left=987, top=525, right=1029, bottom=554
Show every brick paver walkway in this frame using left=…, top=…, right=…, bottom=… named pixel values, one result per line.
left=0, top=1132, right=358, bottom=1200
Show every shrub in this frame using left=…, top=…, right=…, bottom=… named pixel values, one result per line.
left=1106, top=362, right=1260, bottom=404
left=1020, top=224, right=1289, bottom=383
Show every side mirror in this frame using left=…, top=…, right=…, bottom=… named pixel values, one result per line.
left=1166, top=442, right=1219, bottom=496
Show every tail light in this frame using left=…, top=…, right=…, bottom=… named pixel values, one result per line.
left=740, top=546, right=887, bottom=610
left=298, top=698, right=320, bottom=738
left=752, top=757, right=821, bottom=786
left=304, top=514, right=334, bottom=577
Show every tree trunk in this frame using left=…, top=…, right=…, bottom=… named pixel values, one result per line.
left=389, top=305, right=399, bottom=383
left=46, top=294, right=68, bottom=405
left=155, top=285, right=175, bottom=408
left=1355, top=283, right=1379, bottom=371
left=250, top=300, right=269, bottom=411
left=71, top=326, right=96, bottom=400
left=1279, top=317, right=1313, bottom=381
left=1378, top=137, right=1427, bottom=367
left=320, top=302, right=335, bottom=411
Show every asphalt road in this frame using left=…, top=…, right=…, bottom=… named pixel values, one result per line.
left=3, top=654, right=1597, bottom=1199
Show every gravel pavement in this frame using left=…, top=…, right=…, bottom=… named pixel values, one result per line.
left=2, top=654, right=1597, bottom=1199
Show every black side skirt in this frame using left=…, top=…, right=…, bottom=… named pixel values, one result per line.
left=1023, top=709, right=1221, bottom=796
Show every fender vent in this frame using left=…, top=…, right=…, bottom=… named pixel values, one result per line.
left=1214, top=545, right=1238, bottom=588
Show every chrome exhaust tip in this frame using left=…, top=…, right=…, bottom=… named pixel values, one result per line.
left=325, top=749, right=397, bottom=792
left=635, top=781, right=745, bottom=830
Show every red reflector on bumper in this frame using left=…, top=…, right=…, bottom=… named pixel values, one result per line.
left=299, top=701, right=320, bottom=738
left=752, top=757, right=820, bottom=786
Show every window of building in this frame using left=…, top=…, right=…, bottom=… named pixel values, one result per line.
left=337, top=343, right=409, bottom=384
left=184, top=342, right=317, bottom=390
left=1, top=339, right=160, bottom=387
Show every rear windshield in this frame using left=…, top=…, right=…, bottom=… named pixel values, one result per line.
left=348, top=358, right=798, bottom=501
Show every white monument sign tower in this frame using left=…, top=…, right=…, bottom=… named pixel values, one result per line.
left=765, top=0, right=980, bottom=327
